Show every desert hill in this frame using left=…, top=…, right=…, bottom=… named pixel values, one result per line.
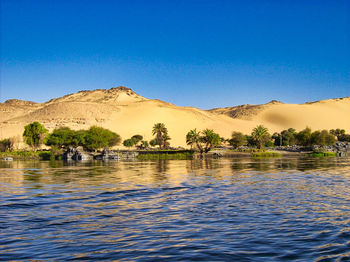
left=208, top=97, right=350, bottom=132
left=1, top=87, right=349, bottom=147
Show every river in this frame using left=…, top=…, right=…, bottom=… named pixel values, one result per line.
left=1, top=157, right=350, bottom=261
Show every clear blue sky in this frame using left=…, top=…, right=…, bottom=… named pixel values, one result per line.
left=1, top=0, right=349, bottom=109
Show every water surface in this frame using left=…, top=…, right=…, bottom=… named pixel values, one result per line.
left=1, top=157, right=350, bottom=261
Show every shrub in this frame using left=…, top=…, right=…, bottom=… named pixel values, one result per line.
left=296, top=127, right=312, bottom=146
left=123, top=138, right=135, bottom=148
left=306, top=152, right=337, bottom=157
left=251, top=152, right=282, bottom=157
left=23, top=122, right=48, bottom=150
left=0, top=139, right=13, bottom=152
left=84, top=126, right=121, bottom=151
left=229, top=132, right=247, bottom=148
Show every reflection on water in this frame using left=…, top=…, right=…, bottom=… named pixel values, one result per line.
left=1, top=157, right=350, bottom=261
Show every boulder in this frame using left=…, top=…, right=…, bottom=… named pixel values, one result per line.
left=95, top=149, right=120, bottom=160
left=63, top=147, right=93, bottom=161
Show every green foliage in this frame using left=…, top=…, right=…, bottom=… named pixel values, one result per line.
left=245, top=135, right=255, bottom=147
left=123, top=138, right=135, bottom=148
left=229, top=132, right=247, bottom=148
left=149, top=139, right=157, bottom=147
left=186, top=128, right=220, bottom=154
left=131, top=135, right=143, bottom=143
left=265, top=140, right=275, bottom=147
left=23, top=122, right=48, bottom=150
left=152, top=123, right=170, bottom=149
left=330, top=128, right=345, bottom=140
left=251, top=152, right=282, bottom=157
left=140, top=140, right=149, bottom=149
left=273, top=128, right=296, bottom=146
left=0, top=139, right=13, bottom=152
left=71, top=130, right=86, bottom=147
left=0, top=150, right=53, bottom=160
left=137, top=151, right=193, bottom=160
left=310, top=130, right=336, bottom=146
left=46, top=127, right=75, bottom=148
left=186, top=128, right=201, bottom=149
left=46, top=127, right=87, bottom=148
left=38, top=151, right=53, bottom=160
left=330, top=128, right=350, bottom=142
left=123, top=135, right=145, bottom=148
left=306, top=152, right=337, bottom=157
left=296, top=127, right=312, bottom=146
left=84, top=126, right=121, bottom=151
left=339, top=134, right=350, bottom=142
left=251, top=125, right=271, bottom=149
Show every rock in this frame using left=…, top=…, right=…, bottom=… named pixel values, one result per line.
left=121, top=151, right=139, bottom=159
left=95, top=149, right=120, bottom=160
left=311, top=142, right=350, bottom=155
left=63, top=147, right=75, bottom=160
left=63, top=147, right=93, bottom=161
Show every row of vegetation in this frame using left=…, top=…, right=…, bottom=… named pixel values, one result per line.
left=225, top=127, right=349, bottom=149
left=1, top=121, right=349, bottom=159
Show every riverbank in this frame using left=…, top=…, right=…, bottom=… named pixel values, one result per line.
left=0, top=150, right=54, bottom=160
left=2, top=147, right=345, bottom=161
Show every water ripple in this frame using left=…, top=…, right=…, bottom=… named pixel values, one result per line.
left=1, top=157, right=350, bottom=261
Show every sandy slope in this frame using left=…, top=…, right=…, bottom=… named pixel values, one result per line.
left=0, top=87, right=349, bottom=147
left=210, top=97, right=350, bottom=132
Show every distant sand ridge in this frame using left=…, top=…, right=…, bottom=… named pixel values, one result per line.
left=1, top=87, right=349, bottom=147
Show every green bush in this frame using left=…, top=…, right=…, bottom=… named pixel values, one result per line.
left=306, top=152, right=337, bottom=157
left=251, top=152, right=282, bottom=157
left=84, top=126, right=121, bottom=151
left=23, top=122, right=48, bottom=150
left=137, top=151, right=193, bottom=160
left=229, top=132, right=247, bottom=148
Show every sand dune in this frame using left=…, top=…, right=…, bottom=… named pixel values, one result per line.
left=1, top=87, right=349, bottom=147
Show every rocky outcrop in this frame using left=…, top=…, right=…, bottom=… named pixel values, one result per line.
left=312, top=142, right=350, bottom=155
left=63, top=147, right=93, bottom=161
left=95, top=149, right=120, bottom=160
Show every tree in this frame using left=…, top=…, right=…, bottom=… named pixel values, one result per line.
left=272, top=132, right=282, bottom=146
left=229, top=132, right=247, bottom=148
left=251, top=125, right=271, bottom=149
left=152, top=123, right=170, bottom=149
left=296, top=127, right=312, bottom=146
left=273, top=128, right=296, bottom=146
left=330, top=128, right=345, bottom=140
left=201, top=129, right=221, bottom=152
left=245, top=135, right=255, bottom=147
left=311, top=130, right=335, bottom=146
left=71, top=130, right=86, bottom=147
left=23, top=122, right=48, bottom=150
left=283, top=128, right=296, bottom=146
left=149, top=139, right=157, bottom=147
left=140, top=140, right=149, bottom=149
left=162, top=133, right=171, bottom=149
left=131, top=135, right=143, bottom=143
left=339, top=134, right=350, bottom=142
left=123, top=138, right=135, bottom=148
left=46, top=127, right=75, bottom=148
left=186, top=128, right=201, bottom=150
left=0, top=139, right=13, bottom=152
left=84, top=126, right=121, bottom=151
left=186, top=128, right=220, bottom=154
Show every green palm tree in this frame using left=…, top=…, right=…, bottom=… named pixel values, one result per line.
left=152, top=123, right=168, bottom=149
left=251, top=125, right=270, bottom=149
left=201, top=129, right=221, bottom=153
left=186, top=128, right=221, bottom=154
left=186, top=129, right=201, bottom=150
